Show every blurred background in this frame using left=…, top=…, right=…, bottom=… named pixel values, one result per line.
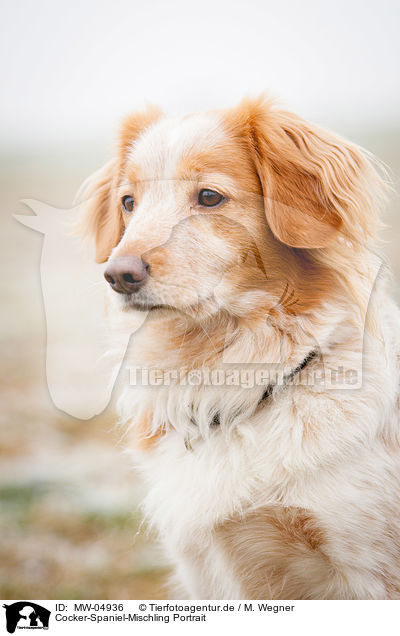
left=0, top=0, right=399, bottom=599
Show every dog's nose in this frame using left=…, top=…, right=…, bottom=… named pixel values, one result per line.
left=104, top=256, right=150, bottom=294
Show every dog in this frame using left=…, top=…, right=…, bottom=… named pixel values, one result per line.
left=79, top=97, right=400, bottom=599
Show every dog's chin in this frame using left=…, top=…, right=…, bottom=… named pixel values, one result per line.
left=119, top=291, right=222, bottom=321
left=118, top=290, right=191, bottom=316
left=121, top=295, right=173, bottom=313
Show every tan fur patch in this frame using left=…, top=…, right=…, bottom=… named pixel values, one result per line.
left=119, top=106, right=163, bottom=159
left=215, top=506, right=345, bottom=599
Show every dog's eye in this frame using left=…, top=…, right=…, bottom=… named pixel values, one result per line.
left=121, top=195, right=135, bottom=213
left=198, top=189, right=224, bottom=207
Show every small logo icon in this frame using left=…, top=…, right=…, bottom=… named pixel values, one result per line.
left=2, top=602, right=51, bottom=633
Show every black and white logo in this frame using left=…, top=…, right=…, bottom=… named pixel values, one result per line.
left=2, top=602, right=51, bottom=633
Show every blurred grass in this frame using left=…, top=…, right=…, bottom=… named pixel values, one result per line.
left=0, top=409, right=171, bottom=599
left=0, top=477, right=169, bottom=599
left=0, top=129, right=399, bottom=600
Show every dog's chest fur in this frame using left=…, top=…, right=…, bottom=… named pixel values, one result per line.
left=116, top=293, right=400, bottom=599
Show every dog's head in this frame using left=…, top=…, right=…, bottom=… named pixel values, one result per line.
left=79, top=97, right=383, bottom=322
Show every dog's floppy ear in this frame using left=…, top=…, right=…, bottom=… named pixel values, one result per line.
left=78, top=106, right=162, bottom=263
left=231, top=97, right=380, bottom=249
left=78, top=158, right=122, bottom=263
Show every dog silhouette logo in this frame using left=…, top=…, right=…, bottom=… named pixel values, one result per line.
left=2, top=602, right=50, bottom=633
left=14, top=200, right=132, bottom=419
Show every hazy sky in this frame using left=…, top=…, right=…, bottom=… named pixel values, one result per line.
left=1, top=0, right=399, bottom=148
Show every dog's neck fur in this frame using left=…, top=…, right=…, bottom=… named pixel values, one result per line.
left=117, top=293, right=358, bottom=444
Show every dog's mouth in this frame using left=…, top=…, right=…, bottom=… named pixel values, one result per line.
left=120, top=290, right=189, bottom=314
left=119, top=289, right=219, bottom=320
left=121, top=295, right=171, bottom=312
left=113, top=275, right=201, bottom=314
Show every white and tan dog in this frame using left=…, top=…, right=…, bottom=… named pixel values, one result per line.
left=80, top=97, right=400, bottom=599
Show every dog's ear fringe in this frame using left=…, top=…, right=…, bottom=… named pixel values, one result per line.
left=224, top=95, right=391, bottom=250
left=224, top=96, right=392, bottom=337
left=75, top=158, right=123, bottom=263
left=75, top=105, right=163, bottom=263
